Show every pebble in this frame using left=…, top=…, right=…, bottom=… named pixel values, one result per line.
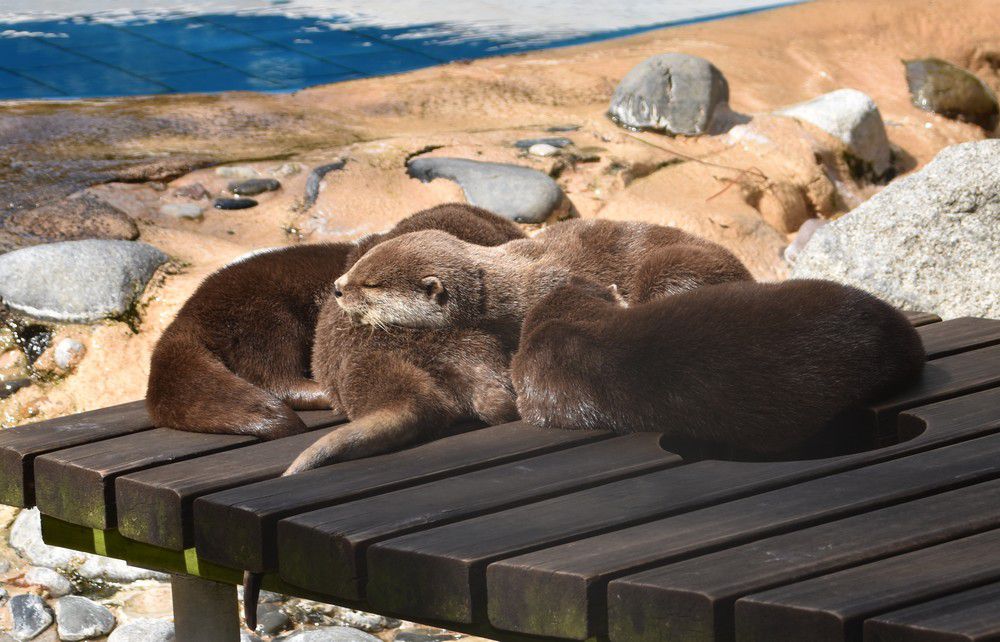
left=214, top=198, right=258, bottom=210
left=303, top=160, right=347, bottom=209
left=393, top=632, right=456, bottom=642
left=215, top=166, right=258, bottom=179
left=172, top=183, right=210, bottom=200
left=107, top=619, right=174, bottom=642
left=513, top=137, right=572, bottom=149
left=1, top=379, right=31, bottom=400
left=159, top=203, right=204, bottom=220
left=256, top=603, right=290, bottom=637
left=0, top=348, right=30, bottom=380
left=242, top=634, right=264, bottom=642
left=277, top=628, right=380, bottom=642
left=905, top=58, right=999, bottom=130
left=0, top=241, right=168, bottom=324
left=9, top=594, right=53, bottom=641
left=229, top=178, right=281, bottom=196
left=271, top=163, right=302, bottom=177
left=54, top=596, right=116, bottom=641
left=406, top=157, right=567, bottom=223
left=784, top=218, right=828, bottom=264
left=0, top=587, right=8, bottom=605
left=527, top=143, right=560, bottom=157
left=547, top=124, right=581, bottom=132
left=24, top=567, right=73, bottom=597
left=329, top=609, right=398, bottom=633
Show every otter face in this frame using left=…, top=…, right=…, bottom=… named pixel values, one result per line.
left=333, top=234, right=456, bottom=329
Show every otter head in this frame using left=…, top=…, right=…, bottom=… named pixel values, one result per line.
left=333, top=230, right=483, bottom=329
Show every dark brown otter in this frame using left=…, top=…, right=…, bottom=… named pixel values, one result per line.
left=146, top=203, right=525, bottom=440
left=330, top=218, right=752, bottom=332
left=511, top=278, right=926, bottom=460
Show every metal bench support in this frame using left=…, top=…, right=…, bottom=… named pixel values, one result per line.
left=171, top=574, right=241, bottom=641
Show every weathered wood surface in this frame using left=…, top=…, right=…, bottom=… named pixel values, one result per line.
left=2, top=312, right=1000, bottom=642
left=902, top=311, right=943, bottom=327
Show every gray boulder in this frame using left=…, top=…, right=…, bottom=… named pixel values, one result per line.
left=277, top=627, right=380, bottom=641
left=793, top=140, right=1000, bottom=318
left=106, top=619, right=174, bottom=642
left=407, top=158, right=568, bottom=223
left=0, top=240, right=167, bottom=323
left=9, top=594, right=52, bottom=641
left=55, top=596, right=116, bottom=641
left=608, top=53, right=730, bottom=136
left=778, top=88, right=892, bottom=177
left=905, top=58, right=999, bottom=130
left=24, top=567, right=73, bottom=597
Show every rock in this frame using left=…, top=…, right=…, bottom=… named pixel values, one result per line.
left=905, top=58, right=999, bottom=130
left=407, top=157, right=567, bottom=223
left=213, top=198, right=258, bottom=210
left=271, top=163, right=302, bottom=177
left=1, top=379, right=31, bottom=399
left=215, top=166, right=258, bottom=179
left=277, top=628, right=380, bottom=642
left=608, top=53, right=729, bottom=136
left=304, top=160, right=348, bottom=210
left=0, top=348, right=30, bottom=381
left=24, top=567, right=73, bottom=597
left=0, top=240, right=168, bottom=323
left=546, top=124, right=580, bottom=132
left=778, top=88, right=892, bottom=177
left=242, top=634, right=264, bottom=642
left=329, top=609, right=398, bottom=633
left=793, top=140, right=1000, bottom=318
left=53, top=339, right=86, bottom=371
left=11, top=509, right=166, bottom=583
left=527, top=143, right=560, bottom=157
left=2, top=196, right=139, bottom=244
left=159, top=203, right=203, bottom=220
left=172, top=183, right=210, bottom=200
left=0, top=587, right=8, bottom=605
left=784, top=217, right=828, bottom=264
left=256, top=603, right=290, bottom=637
left=107, top=620, right=174, bottom=642
left=9, top=594, right=53, bottom=641
left=393, top=632, right=456, bottom=642
left=229, top=178, right=281, bottom=196
left=513, top=137, right=573, bottom=149
left=54, top=596, right=116, bottom=641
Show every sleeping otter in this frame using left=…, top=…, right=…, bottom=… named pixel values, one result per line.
left=331, top=218, right=752, bottom=331
left=146, top=203, right=525, bottom=440
left=511, top=278, right=926, bottom=459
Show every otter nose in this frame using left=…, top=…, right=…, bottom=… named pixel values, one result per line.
left=333, top=277, right=345, bottom=299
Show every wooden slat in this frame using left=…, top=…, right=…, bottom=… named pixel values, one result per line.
left=734, top=529, right=1000, bottom=642
left=864, top=582, right=1000, bottom=642
left=192, top=422, right=614, bottom=573
left=917, top=317, right=1000, bottom=359
left=0, top=400, right=151, bottom=507
left=487, top=415, right=1000, bottom=640
left=115, top=410, right=345, bottom=550
left=604, top=476, right=1000, bottom=642
left=364, top=385, right=1000, bottom=625
left=277, top=433, right=677, bottom=599
left=903, top=311, right=942, bottom=327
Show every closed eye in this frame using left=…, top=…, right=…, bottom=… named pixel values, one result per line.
left=361, top=283, right=381, bottom=288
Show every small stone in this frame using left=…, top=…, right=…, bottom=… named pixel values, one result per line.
left=241, top=634, right=264, bottom=642
left=393, top=633, right=456, bottom=642
left=214, top=198, right=258, bottom=210
left=172, top=183, right=210, bottom=200
left=513, top=137, right=572, bottom=149
left=54, top=596, right=116, bottom=641
left=905, top=58, right=999, bottom=130
left=258, top=590, right=284, bottom=604
left=778, top=88, right=892, bottom=177
left=0, top=348, right=30, bottom=381
left=277, top=627, right=380, bottom=642
left=304, top=160, right=348, bottom=210
left=784, top=217, right=828, bottom=264
left=0, top=240, right=168, bottom=323
left=271, top=163, right=302, bottom=177
left=1, top=378, right=31, bottom=399
left=229, top=178, right=281, bottom=196
left=159, top=203, right=204, bottom=220
left=527, top=143, right=560, bottom=157
left=9, top=594, right=53, bottom=641
left=215, top=166, right=258, bottom=179
left=329, top=609, right=398, bottom=633
left=0, top=587, right=8, bottom=605
left=406, top=157, right=568, bottom=223
left=546, top=124, right=581, bottom=132
left=608, top=53, right=730, bottom=135
left=2, top=196, right=138, bottom=245
left=106, top=619, right=174, bottom=642
left=256, top=603, right=290, bottom=636
left=0, top=558, right=9, bottom=573
left=24, top=567, right=73, bottom=597
left=53, top=339, right=86, bottom=371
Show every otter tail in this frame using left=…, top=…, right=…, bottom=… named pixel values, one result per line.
left=146, top=327, right=307, bottom=440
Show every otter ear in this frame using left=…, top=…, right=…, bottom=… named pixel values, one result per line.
left=421, top=276, right=447, bottom=305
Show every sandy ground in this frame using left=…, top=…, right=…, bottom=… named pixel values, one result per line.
left=1, top=0, right=997, bottom=424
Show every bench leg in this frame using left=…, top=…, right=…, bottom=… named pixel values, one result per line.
left=170, top=574, right=241, bottom=641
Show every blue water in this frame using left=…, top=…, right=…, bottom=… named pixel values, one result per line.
left=0, top=3, right=799, bottom=101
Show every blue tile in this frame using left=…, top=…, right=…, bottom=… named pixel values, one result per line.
left=0, top=39, right=90, bottom=69
left=329, top=49, right=439, bottom=75
left=18, top=62, right=169, bottom=97
left=199, top=14, right=304, bottom=34
left=260, top=28, right=393, bottom=57
left=0, top=68, right=27, bottom=89
left=83, top=42, right=220, bottom=74
left=145, top=67, right=279, bottom=93
left=123, top=20, right=265, bottom=53
left=198, top=46, right=351, bottom=80
left=0, top=75, right=65, bottom=99
left=10, top=21, right=148, bottom=50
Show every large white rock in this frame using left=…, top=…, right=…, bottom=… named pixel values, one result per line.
left=793, top=140, right=1000, bottom=318
left=778, top=88, right=892, bottom=177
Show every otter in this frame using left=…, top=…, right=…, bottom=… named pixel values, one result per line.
left=146, top=203, right=525, bottom=440
left=511, top=278, right=926, bottom=460
left=331, top=219, right=752, bottom=332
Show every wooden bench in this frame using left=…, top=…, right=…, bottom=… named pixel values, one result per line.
left=2, top=312, right=999, bottom=642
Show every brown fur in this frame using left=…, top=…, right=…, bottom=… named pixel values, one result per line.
left=512, top=278, right=926, bottom=459
left=146, top=203, right=524, bottom=440
left=332, top=219, right=752, bottom=332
